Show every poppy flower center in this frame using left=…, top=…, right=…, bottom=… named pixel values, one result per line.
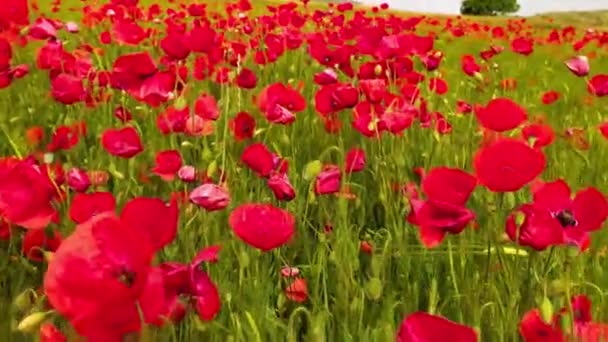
left=323, top=56, right=331, bottom=63
left=115, top=267, right=136, bottom=288
left=555, top=209, right=577, bottom=228
left=536, top=328, right=549, bottom=337
left=242, top=122, right=252, bottom=133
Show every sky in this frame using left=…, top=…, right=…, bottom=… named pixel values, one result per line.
left=362, top=0, right=608, bottom=16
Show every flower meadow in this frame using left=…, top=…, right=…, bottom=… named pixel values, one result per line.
left=4, top=0, right=608, bottom=341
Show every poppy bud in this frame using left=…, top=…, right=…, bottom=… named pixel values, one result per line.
left=66, top=168, right=91, bottom=193
left=302, top=160, right=322, bottom=181
left=189, top=183, right=230, bottom=211
left=207, top=160, right=218, bottom=179
left=178, top=165, right=196, bottom=183
left=17, top=311, right=48, bottom=333
left=12, top=289, right=36, bottom=313
left=314, top=165, right=341, bottom=195
left=539, top=296, right=553, bottom=324
left=365, top=277, right=383, bottom=300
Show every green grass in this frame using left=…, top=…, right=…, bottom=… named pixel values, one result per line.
left=2, top=0, right=608, bottom=341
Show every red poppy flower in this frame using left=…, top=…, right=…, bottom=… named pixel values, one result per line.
left=51, top=73, right=85, bottom=105
left=111, top=52, right=175, bottom=107
left=0, top=159, right=57, bottom=230
left=235, top=68, right=257, bottom=89
left=39, top=322, right=66, bottom=342
left=257, top=82, right=306, bottom=124
left=345, top=147, right=366, bottom=174
left=160, top=33, right=190, bottom=61
left=0, top=0, right=28, bottom=29
left=381, top=105, right=417, bottom=135
left=66, top=168, right=91, bottom=193
left=157, top=106, right=189, bottom=135
left=519, top=309, right=563, bottom=342
left=22, top=228, right=62, bottom=262
left=267, top=172, right=296, bottom=201
left=315, top=83, right=359, bottom=116
left=360, top=79, right=387, bottom=104
left=190, top=267, right=221, bottom=321
left=29, top=18, right=59, bottom=40
left=228, top=203, right=295, bottom=251
left=542, top=90, right=560, bottom=105
left=511, top=37, right=534, bottom=55
left=474, top=139, right=546, bottom=192
left=565, top=56, right=589, bottom=77
left=230, top=111, right=256, bottom=141
left=315, top=165, right=342, bottom=195
left=112, top=19, right=147, bottom=46
left=519, top=294, right=608, bottom=342
left=314, top=69, right=338, bottom=85
left=114, top=107, right=132, bottom=123
left=429, top=77, right=448, bottom=95
left=120, top=197, right=179, bottom=252
left=533, top=180, right=607, bottom=249
left=191, top=245, right=222, bottom=267
left=397, top=312, right=478, bottom=342
left=360, top=240, right=373, bottom=255
left=588, top=75, right=608, bottom=97
left=241, top=143, right=275, bottom=177
left=46, top=125, right=81, bottom=152
left=194, top=94, right=220, bottom=121
left=597, top=122, right=608, bottom=141
left=101, top=126, right=144, bottom=159
left=408, top=167, right=477, bottom=248
left=422, top=51, right=443, bottom=71
left=505, top=204, right=565, bottom=251
left=280, top=266, right=300, bottom=278
left=44, top=213, right=154, bottom=340
left=461, top=55, right=480, bottom=76
left=189, top=183, right=231, bottom=211
left=151, top=150, right=183, bottom=181
left=25, top=126, right=44, bottom=147
left=475, top=98, right=527, bottom=132
left=285, top=277, right=308, bottom=303
left=69, top=192, right=116, bottom=224
left=522, top=123, right=555, bottom=148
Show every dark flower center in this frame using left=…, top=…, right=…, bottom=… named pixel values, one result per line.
left=555, top=209, right=577, bottom=228
left=536, top=328, right=549, bottom=337
left=115, top=268, right=136, bottom=288
left=242, top=122, right=252, bottom=133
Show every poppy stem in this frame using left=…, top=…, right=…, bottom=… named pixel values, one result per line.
left=484, top=193, right=505, bottom=282
left=447, top=240, right=460, bottom=297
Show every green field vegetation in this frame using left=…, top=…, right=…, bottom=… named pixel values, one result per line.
left=1, top=0, right=608, bottom=341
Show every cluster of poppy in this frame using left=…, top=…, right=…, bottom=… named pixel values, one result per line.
left=1, top=0, right=608, bottom=340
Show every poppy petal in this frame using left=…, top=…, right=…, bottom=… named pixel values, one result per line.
left=397, top=312, right=478, bottom=342
left=532, top=179, right=572, bottom=213
left=572, top=188, right=608, bottom=231
left=120, top=197, right=179, bottom=252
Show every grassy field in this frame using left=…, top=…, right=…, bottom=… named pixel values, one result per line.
left=1, top=0, right=608, bottom=341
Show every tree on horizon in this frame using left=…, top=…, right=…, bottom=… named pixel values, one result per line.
left=460, top=0, right=520, bottom=15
